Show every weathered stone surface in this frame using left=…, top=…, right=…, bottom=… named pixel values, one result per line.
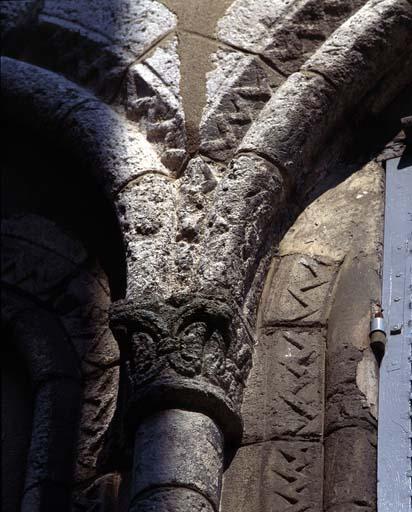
left=64, top=103, right=168, bottom=196
left=1, top=214, right=120, bottom=488
left=130, top=488, right=214, bottom=512
left=5, top=303, right=80, bottom=385
left=197, top=153, right=285, bottom=308
left=22, top=378, right=81, bottom=509
left=302, top=0, right=412, bottom=96
left=176, top=157, right=218, bottom=241
left=241, top=329, right=325, bottom=443
left=221, top=440, right=323, bottom=512
left=1, top=215, right=86, bottom=296
left=0, top=0, right=42, bottom=41
left=279, top=162, right=385, bottom=261
left=109, top=294, right=252, bottom=444
left=156, top=0, right=234, bottom=154
left=233, top=159, right=384, bottom=511
left=239, top=71, right=338, bottom=185
left=76, top=366, right=120, bottom=483
left=41, top=0, right=175, bottom=55
left=5, top=0, right=176, bottom=99
left=81, top=327, right=119, bottom=372
left=217, top=0, right=296, bottom=56
left=2, top=1, right=409, bottom=510
left=324, top=427, right=377, bottom=512
left=1, top=57, right=168, bottom=196
left=123, top=36, right=187, bottom=173
left=262, top=254, right=338, bottom=326
left=326, top=254, right=380, bottom=434
left=239, top=0, right=412, bottom=187
left=72, top=474, right=121, bottom=512
left=218, top=0, right=367, bottom=75
left=200, top=0, right=368, bottom=167
left=174, top=157, right=219, bottom=287
left=132, top=410, right=223, bottom=508
left=116, top=173, right=177, bottom=300
left=2, top=291, right=81, bottom=512
left=200, top=49, right=272, bottom=162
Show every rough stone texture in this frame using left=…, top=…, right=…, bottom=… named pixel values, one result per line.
left=241, top=329, right=325, bottom=444
left=221, top=440, right=323, bottom=512
left=323, top=253, right=381, bottom=511
left=278, top=163, right=385, bottom=261
left=217, top=0, right=296, bottom=55
left=2, top=294, right=81, bottom=512
left=302, top=0, right=412, bottom=94
left=176, top=157, right=218, bottom=245
left=2, top=0, right=176, bottom=99
left=158, top=0, right=234, bottom=154
left=174, top=156, right=220, bottom=289
left=197, top=153, right=286, bottom=309
left=0, top=57, right=169, bottom=197
left=132, top=410, right=223, bottom=509
left=218, top=0, right=367, bottom=74
left=221, top=161, right=384, bottom=511
left=199, top=0, right=368, bottom=164
left=22, top=379, right=81, bottom=497
left=326, top=254, right=381, bottom=432
left=262, top=255, right=338, bottom=326
left=116, top=173, right=177, bottom=300
left=109, top=294, right=252, bottom=445
left=199, top=50, right=272, bottom=162
left=239, top=0, right=412, bottom=184
left=122, top=36, right=187, bottom=173
left=130, top=488, right=215, bottom=512
left=72, top=474, right=122, bottom=512
left=1, top=0, right=410, bottom=510
left=240, top=71, right=341, bottom=184
left=1, top=215, right=119, bottom=488
left=0, top=0, right=42, bottom=41
left=324, top=428, right=377, bottom=512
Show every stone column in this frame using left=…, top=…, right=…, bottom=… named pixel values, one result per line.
left=109, top=294, right=253, bottom=511
left=130, top=409, right=223, bottom=511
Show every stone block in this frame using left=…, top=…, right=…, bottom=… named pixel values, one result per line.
left=242, top=329, right=325, bottom=443
left=262, top=254, right=337, bottom=326
left=324, top=427, right=376, bottom=511
left=221, top=440, right=323, bottom=512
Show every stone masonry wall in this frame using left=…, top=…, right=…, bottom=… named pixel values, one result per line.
left=222, top=162, right=384, bottom=511
left=1, top=0, right=411, bottom=510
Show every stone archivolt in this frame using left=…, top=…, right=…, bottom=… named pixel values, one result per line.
left=1, top=0, right=411, bottom=510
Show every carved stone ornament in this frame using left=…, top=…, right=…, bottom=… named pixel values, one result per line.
left=109, top=294, right=254, bottom=446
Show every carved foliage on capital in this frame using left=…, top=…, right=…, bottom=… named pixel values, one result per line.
left=110, top=296, right=253, bottom=412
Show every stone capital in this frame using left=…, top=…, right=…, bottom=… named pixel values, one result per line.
left=109, top=294, right=253, bottom=447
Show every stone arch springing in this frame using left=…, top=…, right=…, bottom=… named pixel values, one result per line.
left=1, top=1, right=411, bottom=511
left=0, top=63, right=141, bottom=507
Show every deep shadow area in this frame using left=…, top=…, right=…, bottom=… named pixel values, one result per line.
left=2, top=121, right=127, bottom=300
left=1, top=331, right=33, bottom=512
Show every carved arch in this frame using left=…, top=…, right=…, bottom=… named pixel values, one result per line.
left=1, top=1, right=411, bottom=511
left=219, top=1, right=411, bottom=511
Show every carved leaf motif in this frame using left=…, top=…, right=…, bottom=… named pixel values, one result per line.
left=203, top=331, right=226, bottom=384
left=168, top=322, right=207, bottom=377
left=129, top=332, right=163, bottom=385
